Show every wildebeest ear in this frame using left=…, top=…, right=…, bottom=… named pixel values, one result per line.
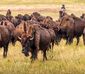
left=24, top=22, right=27, bottom=33
left=29, top=37, right=34, bottom=40
left=27, top=25, right=33, bottom=37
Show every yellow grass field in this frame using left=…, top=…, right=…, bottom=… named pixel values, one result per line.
left=0, top=0, right=85, bottom=74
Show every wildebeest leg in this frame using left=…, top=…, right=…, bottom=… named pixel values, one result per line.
left=55, top=35, right=62, bottom=45
left=66, top=40, right=68, bottom=45
left=33, top=49, right=38, bottom=60
left=11, top=36, right=16, bottom=46
left=48, top=43, right=54, bottom=59
left=68, top=37, right=73, bottom=45
left=83, top=34, right=85, bottom=45
left=76, top=37, right=79, bottom=45
left=49, top=41, right=54, bottom=51
left=52, top=40, right=55, bottom=50
left=43, top=49, right=47, bottom=61
left=31, top=49, right=38, bottom=61
left=66, top=38, right=71, bottom=45
left=49, top=44, right=51, bottom=50
left=51, top=43, right=54, bottom=59
left=67, top=30, right=73, bottom=45
left=3, top=44, right=8, bottom=58
left=66, top=33, right=73, bottom=45
left=66, top=37, right=69, bottom=45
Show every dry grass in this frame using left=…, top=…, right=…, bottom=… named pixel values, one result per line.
left=0, top=0, right=85, bottom=5
left=0, top=37, right=85, bottom=74
left=0, top=0, right=85, bottom=74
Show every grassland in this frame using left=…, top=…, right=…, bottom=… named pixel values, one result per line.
left=0, top=0, right=85, bottom=74
left=0, top=38, right=85, bottom=74
left=0, top=0, right=85, bottom=5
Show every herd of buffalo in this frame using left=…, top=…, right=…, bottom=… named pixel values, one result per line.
left=0, top=9, right=85, bottom=61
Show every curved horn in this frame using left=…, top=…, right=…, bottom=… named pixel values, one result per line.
left=29, top=37, right=34, bottom=40
left=18, top=36, right=21, bottom=41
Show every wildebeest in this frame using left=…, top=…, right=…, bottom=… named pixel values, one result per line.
left=19, top=24, right=55, bottom=61
left=71, top=14, right=85, bottom=45
left=59, top=14, right=74, bottom=44
left=0, top=25, right=11, bottom=57
left=40, top=16, right=60, bottom=45
left=0, top=20, right=15, bottom=43
left=59, top=13, right=85, bottom=45
left=48, top=29, right=56, bottom=50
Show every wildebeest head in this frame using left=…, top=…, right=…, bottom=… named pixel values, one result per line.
left=19, top=25, right=35, bottom=57
left=31, top=12, right=40, bottom=18
left=80, top=13, right=85, bottom=19
left=19, top=33, right=30, bottom=56
left=15, top=14, right=24, bottom=21
left=23, top=14, right=31, bottom=21
left=60, top=14, right=74, bottom=30
left=30, top=12, right=41, bottom=22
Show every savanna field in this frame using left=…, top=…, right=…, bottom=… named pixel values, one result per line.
left=0, top=0, right=85, bottom=74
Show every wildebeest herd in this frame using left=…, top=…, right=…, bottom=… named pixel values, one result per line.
left=0, top=8, right=85, bottom=61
